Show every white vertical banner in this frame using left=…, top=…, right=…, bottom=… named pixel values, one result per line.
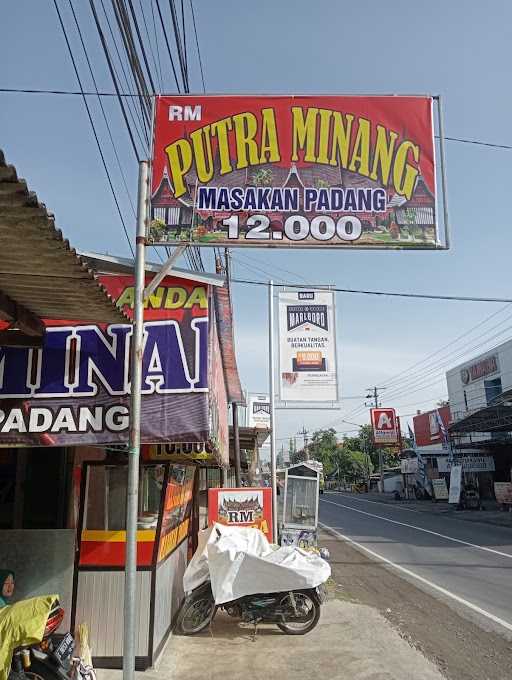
left=448, top=464, right=463, bottom=504
left=278, top=289, right=339, bottom=402
left=247, top=393, right=271, bottom=430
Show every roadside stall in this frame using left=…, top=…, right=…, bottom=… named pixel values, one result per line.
left=74, top=453, right=200, bottom=670
left=0, top=151, right=128, bottom=633
left=0, top=248, right=233, bottom=671
left=278, top=463, right=320, bottom=548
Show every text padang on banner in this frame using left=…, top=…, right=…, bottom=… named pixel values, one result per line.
left=150, top=95, right=439, bottom=249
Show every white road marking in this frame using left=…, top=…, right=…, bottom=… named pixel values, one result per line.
left=320, top=497, right=512, bottom=560
left=320, top=522, right=512, bottom=634
left=325, top=491, right=419, bottom=512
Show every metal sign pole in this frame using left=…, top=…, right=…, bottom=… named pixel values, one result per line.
left=123, top=160, right=149, bottom=680
left=268, top=280, right=278, bottom=543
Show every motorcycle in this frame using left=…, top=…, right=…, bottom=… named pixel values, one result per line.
left=177, top=580, right=326, bottom=635
left=177, top=523, right=330, bottom=636
left=8, top=599, right=74, bottom=680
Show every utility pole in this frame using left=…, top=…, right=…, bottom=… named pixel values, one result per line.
left=366, top=386, right=386, bottom=494
left=124, top=160, right=148, bottom=680
left=298, top=425, right=309, bottom=461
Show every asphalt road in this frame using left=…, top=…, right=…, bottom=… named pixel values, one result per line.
left=319, top=492, right=512, bottom=635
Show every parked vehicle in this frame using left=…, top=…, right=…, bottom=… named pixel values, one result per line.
left=6, top=599, right=74, bottom=680
left=178, top=581, right=326, bottom=635
left=178, top=523, right=330, bottom=637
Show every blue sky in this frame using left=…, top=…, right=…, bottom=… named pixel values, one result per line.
left=1, top=0, right=511, bottom=448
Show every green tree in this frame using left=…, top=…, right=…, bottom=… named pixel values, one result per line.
left=307, top=427, right=338, bottom=474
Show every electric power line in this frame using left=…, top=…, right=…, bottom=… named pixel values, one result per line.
left=138, top=0, right=163, bottom=91
left=155, top=0, right=182, bottom=91
left=97, top=0, right=149, bottom=150
left=53, top=0, right=134, bottom=257
left=67, top=0, right=136, bottom=219
left=189, top=0, right=205, bottom=93
left=89, top=0, right=142, bottom=161
left=230, top=277, right=512, bottom=304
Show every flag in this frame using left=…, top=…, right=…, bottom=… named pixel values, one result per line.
left=435, top=409, right=454, bottom=463
left=408, top=424, right=416, bottom=448
left=435, top=409, right=448, bottom=447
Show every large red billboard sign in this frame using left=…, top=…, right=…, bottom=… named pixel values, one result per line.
left=151, top=95, right=437, bottom=248
left=370, top=407, right=399, bottom=445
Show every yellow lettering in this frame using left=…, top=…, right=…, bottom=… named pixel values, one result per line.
left=185, top=287, right=208, bottom=309
left=316, top=109, right=332, bottom=164
left=232, top=113, right=259, bottom=169
left=116, top=287, right=134, bottom=308
left=165, top=139, right=192, bottom=198
left=370, top=125, right=399, bottom=185
left=291, top=107, right=318, bottom=162
left=393, top=141, right=420, bottom=199
left=211, top=117, right=233, bottom=174
left=329, top=112, right=354, bottom=167
left=348, top=118, right=371, bottom=177
left=145, top=287, right=164, bottom=309
left=189, top=125, right=214, bottom=184
left=165, top=288, right=187, bottom=309
left=259, top=108, right=280, bottom=163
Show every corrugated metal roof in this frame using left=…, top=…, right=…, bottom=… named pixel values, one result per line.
left=0, top=150, right=128, bottom=324
left=214, top=285, right=245, bottom=405
left=78, top=250, right=225, bottom=286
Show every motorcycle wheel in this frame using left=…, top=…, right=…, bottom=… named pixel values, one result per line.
left=22, top=660, right=63, bottom=680
left=177, top=586, right=216, bottom=635
left=277, top=591, right=320, bottom=635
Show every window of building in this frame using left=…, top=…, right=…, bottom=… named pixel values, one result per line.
left=484, top=377, right=502, bottom=406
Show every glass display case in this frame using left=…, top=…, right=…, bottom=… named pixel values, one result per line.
left=282, top=463, right=320, bottom=531
left=74, top=460, right=198, bottom=670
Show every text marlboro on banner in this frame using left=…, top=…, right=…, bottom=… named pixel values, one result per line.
left=278, top=290, right=338, bottom=402
left=151, top=95, right=439, bottom=249
left=371, top=408, right=399, bottom=445
left=247, top=393, right=271, bottom=429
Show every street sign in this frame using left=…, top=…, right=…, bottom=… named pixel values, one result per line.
left=370, top=407, right=399, bottom=445
left=150, top=95, right=442, bottom=249
left=278, top=289, right=338, bottom=402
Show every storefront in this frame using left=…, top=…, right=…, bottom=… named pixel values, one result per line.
left=0, top=255, right=238, bottom=668
left=0, top=152, right=129, bottom=631
left=447, top=342, right=512, bottom=492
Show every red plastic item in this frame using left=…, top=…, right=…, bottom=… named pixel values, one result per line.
left=43, top=606, right=64, bottom=638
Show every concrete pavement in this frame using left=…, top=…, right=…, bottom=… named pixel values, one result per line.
left=97, top=600, right=445, bottom=680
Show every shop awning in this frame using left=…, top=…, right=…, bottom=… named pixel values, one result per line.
left=229, top=426, right=270, bottom=469
left=77, top=250, right=225, bottom=287
left=0, top=150, right=128, bottom=346
left=450, top=407, right=512, bottom=433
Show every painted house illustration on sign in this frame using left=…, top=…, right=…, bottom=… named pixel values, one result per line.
left=219, top=493, right=264, bottom=524
left=151, top=161, right=436, bottom=243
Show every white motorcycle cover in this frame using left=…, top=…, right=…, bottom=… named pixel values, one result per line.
left=183, top=523, right=331, bottom=605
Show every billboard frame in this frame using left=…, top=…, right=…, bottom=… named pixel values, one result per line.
left=148, top=94, right=450, bottom=252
